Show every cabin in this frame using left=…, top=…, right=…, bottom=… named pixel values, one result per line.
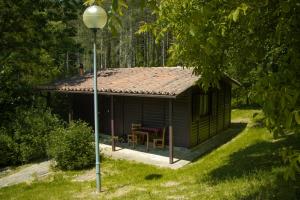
left=42, top=67, right=240, bottom=163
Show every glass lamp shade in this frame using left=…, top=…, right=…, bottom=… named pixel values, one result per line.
left=83, top=5, right=107, bottom=29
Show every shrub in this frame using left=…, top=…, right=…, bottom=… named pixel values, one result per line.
left=0, top=129, right=18, bottom=167
left=11, top=107, right=61, bottom=163
left=47, top=121, right=95, bottom=170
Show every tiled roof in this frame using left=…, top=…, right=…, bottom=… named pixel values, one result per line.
left=41, top=67, right=199, bottom=97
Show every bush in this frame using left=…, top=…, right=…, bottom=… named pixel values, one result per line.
left=0, top=129, right=18, bottom=167
left=14, top=107, right=61, bottom=163
left=47, top=121, right=95, bottom=170
left=9, top=107, right=61, bottom=164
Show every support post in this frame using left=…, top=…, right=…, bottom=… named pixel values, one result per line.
left=68, top=109, right=73, bottom=123
left=111, top=96, right=115, bottom=151
left=169, top=99, right=173, bottom=164
left=46, top=92, right=51, bottom=107
left=68, top=94, right=73, bottom=123
left=93, top=29, right=101, bottom=193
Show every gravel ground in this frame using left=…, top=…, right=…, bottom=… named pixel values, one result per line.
left=0, top=161, right=51, bottom=188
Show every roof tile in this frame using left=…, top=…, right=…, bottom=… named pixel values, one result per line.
left=41, top=67, right=200, bottom=97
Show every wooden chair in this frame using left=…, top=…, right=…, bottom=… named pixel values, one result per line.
left=153, top=128, right=166, bottom=149
left=128, top=123, right=141, bottom=147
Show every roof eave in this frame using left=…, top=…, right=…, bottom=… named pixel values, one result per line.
left=224, top=74, right=242, bottom=86
left=42, top=88, right=177, bottom=99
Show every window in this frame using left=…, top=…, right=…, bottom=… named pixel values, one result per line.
left=200, top=94, right=209, bottom=116
left=192, top=93, right=210, bottom=122
left=192, top=94, right=200, bottom=121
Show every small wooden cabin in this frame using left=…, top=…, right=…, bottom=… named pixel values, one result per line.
left=42, top=67, right=239, bottom=163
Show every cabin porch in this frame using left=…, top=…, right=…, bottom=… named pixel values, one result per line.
left=99, top=122, right=244, bottom=169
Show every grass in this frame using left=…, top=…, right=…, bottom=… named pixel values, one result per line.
left=0, top=109, right=299, bottom=200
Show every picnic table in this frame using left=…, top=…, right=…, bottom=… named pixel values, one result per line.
left=133, top=127, right=162, bottom=151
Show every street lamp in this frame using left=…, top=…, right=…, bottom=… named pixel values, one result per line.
left=83, top=5, right=107, bottom=193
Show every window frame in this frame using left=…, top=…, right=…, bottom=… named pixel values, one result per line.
left=192, top=92, right=211, bottom=122
left=192, top=94, right=200, bottom=122
left=199, top=94, right=210, bottom=117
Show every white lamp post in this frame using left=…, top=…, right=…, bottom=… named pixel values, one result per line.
left=83, top=5, right=107, bottom=193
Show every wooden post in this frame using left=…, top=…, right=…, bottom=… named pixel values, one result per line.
left=68, top=110, right=73, bottom=123
left=169, top=99, right=173, bottom=164
left=46, top=92, right=51, bottom=107
left=68, top=94, right=73, bottom=123
left=111, top=96, right=115, bottom=151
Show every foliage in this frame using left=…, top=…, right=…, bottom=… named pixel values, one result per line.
left=143, top=0, right=300, bottom=180
left=12, top=107, right=62, bottom=163
left=47, top=121, right=95, bottom=170
left=0, top=129, right=18, bottom=167
left=79, top=0, right=166, bottom=69
left=280, top=146, right=300, bottom=181
left=0, top=0, right=80, bottom=84
left=0, top=0, right=81, bottom=166
left=4, top=107, right=61, bottom=165
left=0, top=107, right=61, bottom=166
left=0, top=0, right=80, bottom=128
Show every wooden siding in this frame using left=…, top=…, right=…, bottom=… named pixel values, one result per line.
left=224, top=84, right=231, bottom=128
left=70, top=81, right=231, bottom=148
left=171, top=94, right=190, bottom=147
left=73, top=94, right=190, bottom=147
left=190, top=81, right=232, bottom=147
left=123, top=97, right=142, bottom=135
left=99, top=96, right=111, bottom=134
left=72, top=94, right=93, bottom=125
left=113, top=96, right=124, bottom=136
left=191, top=121, right=198, bottom=147
left=198, top=116, right=210, bottom=142
left=217, top=89, right=225, bottom=132
left=210, top=91, right=218, bottom=137
left=142, top=98, right=166, bottom=128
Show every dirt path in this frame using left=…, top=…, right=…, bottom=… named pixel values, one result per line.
left=0, top=161, right=51, bottom=188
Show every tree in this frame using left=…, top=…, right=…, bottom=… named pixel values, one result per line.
left=0, top=0, right=81, bottom=124
left=141, top=0, right=300, bottom=180
left=80, top=0, right=167, bottom=69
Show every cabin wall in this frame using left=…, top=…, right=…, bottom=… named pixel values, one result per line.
left=224, top=83, right=231, bottom=128
left=190, top=81, right=232, bottom=148
left=122, top=97, right=143, bottom=135
left=71, top=93, right=190, bottom=148
left=210, top=91, right=218, bottom=136
left=115, top=95, right=190, bottom=148
left=113, top=96, right=124, bottom=136
left=112, top=96, right=165, bottom=137
left=169, top=93, right=191, bottom=147
left=69, top=81, right=231, bottom=149
left=72, top=93, right=93, bottom=125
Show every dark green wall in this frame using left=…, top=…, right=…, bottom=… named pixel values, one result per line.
left=190, top=81, right=232, bottom=147
left=70, top=81, right=231, bottom=148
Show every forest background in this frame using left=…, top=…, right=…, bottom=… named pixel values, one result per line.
left=0, top=0, right=299, bottom=180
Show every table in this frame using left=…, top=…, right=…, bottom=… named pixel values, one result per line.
left=141, top=127, right=160, bottom=136
left=133, top=131, right=149, bottom=151
left=132, top=127, right=162, bottom=151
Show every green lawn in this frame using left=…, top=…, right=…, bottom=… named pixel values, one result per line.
left=0, top=109, right=299, bottom=200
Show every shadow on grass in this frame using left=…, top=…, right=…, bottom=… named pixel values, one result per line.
left=206, top=134, right=300, bottom=199
left=209, top=135, right=300, bottom=181
left=208, top=141, right=281, bottom=180
left=229, top=122, right=247, bottom=133
left=237, top=177, right=300, bottom=200
left=145, top=174, right=162, bottom=180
